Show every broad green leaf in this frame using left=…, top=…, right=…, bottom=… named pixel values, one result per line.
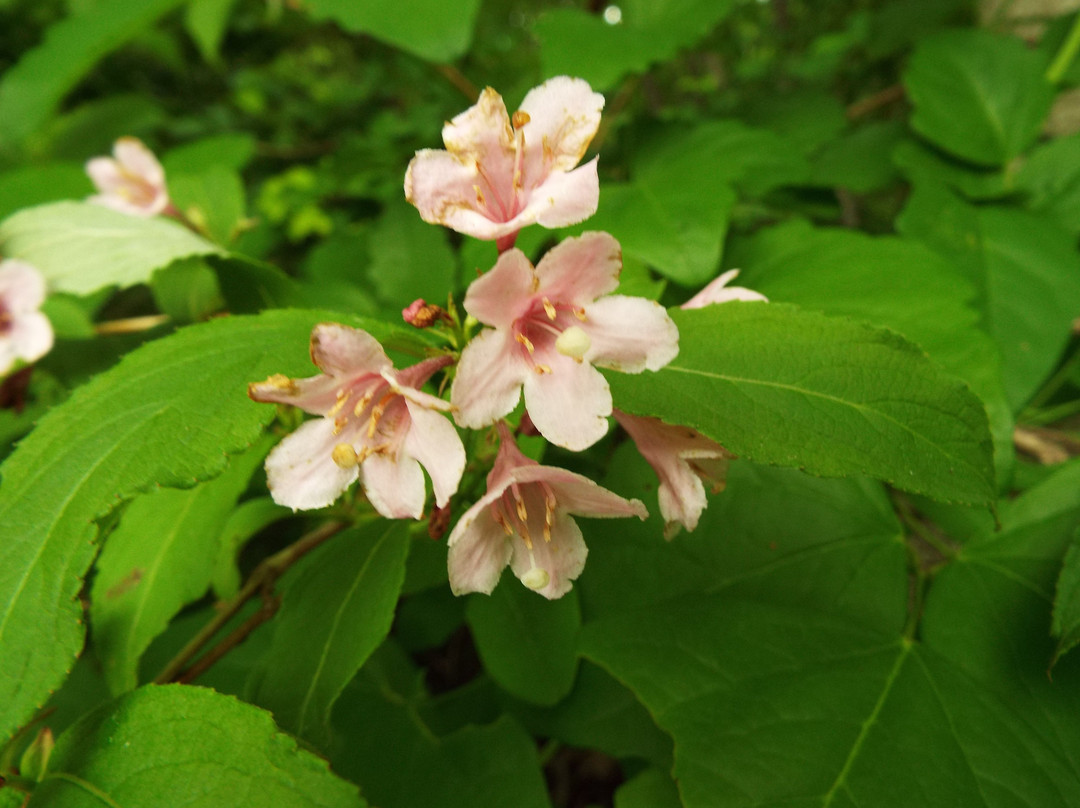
left=332, top=682, right=550, bottom=808
left=0, top=0, right=186, bottom=152
left=168, top=166, right=248, bottom=245
left=151, top=258, right=225, bottom=323
left=366, top=197, right=455, bottom=307
left=730, top=221, right=1013, bottom=482
left=892, top=139, right=1014, bottom=200
left=28, top=685, right=364, bottom=807
left=302, top=0, right=481, bottom=62
left=615, top=768, right=682, bottom=808
left=903, top=29, right=1054, bottom=166
left=90, top=440, right=268, bottom=695
left=580, top=461, right=1080, bottom=807
left=1018, top=132, right=1080, bottom=235
left=211, top=497, right=290, bottom=598
left=1052, top=536, right=1080, bottom=667
left=810, top=121, right=905, bottom=192
left=184, top=0, right=241, bottom=64
left=0, top=164, right=90, bottom=221
left=743, top=90, right=848, bottom=155
left=41, top=94, right=164, bottom=161
left=897, top=183, right=1080, bottom=410
left=610, top=304, right=995, bottom=505
left=0, top=201, right=225, bottom=295
left=535, top=1, right=735, bottom=90
left=465, top=585, right=580, bottom=706
left=248, top=521, right=410, bottom=749
left=162, top=133, right=257, bottom=175
left=0, top=309, right=406, bottom=743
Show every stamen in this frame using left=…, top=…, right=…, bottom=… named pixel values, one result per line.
left=574, top=306, right=587, bottom=321
left=367, top=391, right=396, bottom=438
left=327, top=390, right=350, bottom=419
left=516, top=333, right=535, bottom=354
left=511, top=110, right=531, bottom=129
left=534, top=364, right=552, bottom=374
left=331, top=443, right=358, bottom=468
left=542, top=297, right=557, bottom=321
left=353, top=390, right=375, bottom=417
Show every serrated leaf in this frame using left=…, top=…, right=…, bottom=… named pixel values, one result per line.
left=0, top=309, right=409, bottom=743
left=0, top=0, right=186, bottom=152
left=28, top=685, right=364, bottom=807
left=535, top=1, right=735, bottom=90
left=248, top=521, right=410, bottom=749
left=302, top=0, right=481, bottom=62
left=897, top=183, right=1080, bottom=410
left=465, top=585, right=580, bottom=706
left=0, top=201, right=225, bottom=295
left=90, top=440, right=268, bottom=695
left=903, top=29, right=1054, bottom=166
left=610, top=304, right=995, bottom=505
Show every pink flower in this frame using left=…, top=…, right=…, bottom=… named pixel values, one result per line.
left=450, top=232, right=679, bottom=451
left=447, top=423, right=647, bottom=599
left=405, top=76, right=604, bottom=251
left=614, top=410, right=733, bottom=538
left=249, top=324, right=464, bottom=518
left=0, top=259, right=53, bottom=375
left=86, top=137, right=171, bottom=217
left=681, top=269, right=767, bottom=309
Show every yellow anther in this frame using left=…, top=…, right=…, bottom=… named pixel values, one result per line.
left=516, top=333, right=535, bottom=354
left=574, top=306, right=587, bottom=321
left=542, top=297, right=557, bottom=321
left=331, top=443, right=358, bottom=468
left=512, top=110, right=531, bottom=129
left=264, top=374, right=298, bottom=393
left=534, top=364, right=552, bottom=374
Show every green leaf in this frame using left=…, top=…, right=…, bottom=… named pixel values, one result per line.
left=615, top=768, right=682, bottom=808
left=810, top=121, right=905, bottom=192
left=168, top=166, right=248, bottom=246
left=535, top=1, right=735, bottom=91
left=301, top=0, right=481, bottom=62
left=610, top=304, right=996, bottom=505
left=1052, top=535, right=1080, bottom=667
left=248, top=521, right=410, bottom=749
left=730, top=221, right=1013, bottom=482
left=366, top=197, right=455, bottom=308
left=332, top=683, right=550, bottom=808
left=897, top=183, right=1080, bottom=410
left=0, top=309, right=405, bottom=743
left=162, top=133, right=257, bottom=175
left=1018, top=132, right=1080, bottom=235
left=0, top=0, right=187, bottom=152
left=28, top=685, right=364, bottom=807
left=151, top=258, right=225, bottom=323
left=211, top=497, right=290, bottom=599
left=90, top=441, right=268, bottom=695
left=0, top=163, right=90, bottom=221
left=903, top=29, right=1054, bottom=166
left=184, top=0, right=241, bottom=64
left=892, top=139, right=1015, bottom=200
left=0, top=201, right=225, bottom=295
left=580, top=461, right=1080, bottom=807
left=465, top=585, right=580, bottom=706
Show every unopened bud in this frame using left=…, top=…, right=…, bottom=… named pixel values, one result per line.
left=402, top=298, right=449, bottom=328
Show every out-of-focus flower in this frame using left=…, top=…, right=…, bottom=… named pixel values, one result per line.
left=405, top=76, right=605, bottom=251
left=681, top=269, right=768, bottom=309
left=86, top=137, right=171, bottom=218
left=450, top=232, right=679, bottom=451
left=249, top=324, right=464, bottom=518
left=614, top=410, right=733, bottom=538
left=0, top=259, right=53, bottom=375
left=447, top=422, right=647, bottom=599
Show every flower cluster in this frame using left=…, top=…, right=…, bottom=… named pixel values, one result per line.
left=250, top=77, right=766, bottom=599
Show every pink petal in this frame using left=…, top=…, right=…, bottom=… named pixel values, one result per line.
left=463, top=249, right=538, bottom=327
left=583, top=295, right=679, bottom=372
left=264, top=419, right=358, bottom=511
left=682, top=269, right=768, bottom=309
left=247, top=372, right=344, bottom=416
left=8, top=312, right=53, bottom=365
left=451, top=328, right=527, bottom=429
left=392, top=354, right=454, bottom=396
left=519, top=76, right=605, bottom=173
left=524, top=158, right=600, bottom=230
left=514, top=465, right=649, bottom=521
left=85, top=158, right=125, bottom=194
left=0, top=260, right=47, bottom=312
left=521, top=353, right=611, bottom=451
left=114, top=137, right=166, bottom=187
left=403, top=401, right=466, bottom=507
left=404, top=149, right=508, bottom=239
left=447, top=506, right=513, bottom=596
left=507, top=507, right=588, bottom=600
left=361, top=451, right=427, bottom=520
left=442, top=87, right=515, bottom=165
left=310, top=323, right=390, bottom=377
left=534, top=232, right=621, bottom=305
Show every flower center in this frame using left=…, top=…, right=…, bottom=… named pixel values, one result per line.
left=513, top=297, right=589, bottom=374
left=325, top=377, right=407, bottom=466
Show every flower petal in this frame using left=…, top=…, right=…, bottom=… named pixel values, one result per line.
left=533, top=231, right=621, bottom=305
left=0, top=260, right=47, bottom=312
left=264, top=419, right=357, bottom=511
left=451, top=328, right=527, bottom=429
left=522, top=354, right=611, bottom=451
left=248, top=372, right=343, bottom=415
left=114, top=137, right=166, bottom=186
left=310, top=323, right=390, bottom=377
left=463, top=249, right=538, bottom=327
left=525, top=158, right=600, bottom=230
left=447, top=507, right=513, bottom=596
left=405, top=149, right=515, bottom=240
left=403, top=401, right=466, bottom=507
left=442, top=87, right=514, bottom=165
left=584, top=295, right=679, bottom=372
left=519, top=76, right=605, bottom=172
left=682, top=269, right=768, bottom=309
left=362, top=451, right=426, bottom=520
left=513, top=464, right=649, bottom=520
left=508, top=507, right=588, bottom=600
left=8, top=312, right=53, bottom=365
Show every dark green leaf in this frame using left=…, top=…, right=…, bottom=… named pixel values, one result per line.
left=1052, top=536, right=1080, bottom=667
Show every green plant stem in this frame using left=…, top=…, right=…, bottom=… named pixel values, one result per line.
left=1025, top=398, right=1080, bottom=427
left=1047, top=12, right=1080, bottom=84
left=153, top=520, right=347, bottom=684
left=1025, top=345, right=1080, bottom=413
left=893, top=494, right=957, bottom=563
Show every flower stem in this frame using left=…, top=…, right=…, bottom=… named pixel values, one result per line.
left=153, top=520, right=347, bottom=684
left=94, top=314, right=170, bottom=335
